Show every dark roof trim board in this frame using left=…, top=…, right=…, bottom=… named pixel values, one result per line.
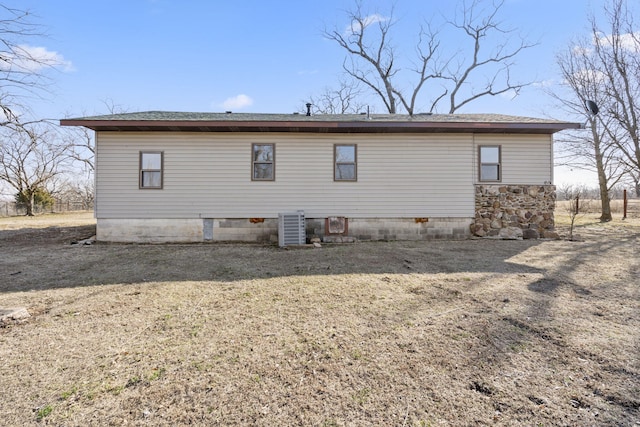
left=60, top=111, right=582, bottom=134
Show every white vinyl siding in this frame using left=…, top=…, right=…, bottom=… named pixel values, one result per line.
left=95, top=132, right=475, bottom=219
left=473, top=134, right=553, bottom=184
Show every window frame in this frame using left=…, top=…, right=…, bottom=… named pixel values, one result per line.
left=334, top=144, right=357, bottom=182
left=251, top=143, right=275, bottom=181
left=478, top=145, right=501, bottom=182
left=139, top=151, right=164, bottom=189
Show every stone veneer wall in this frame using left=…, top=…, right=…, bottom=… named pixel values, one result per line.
left=473, top=185, right=559, bottom=239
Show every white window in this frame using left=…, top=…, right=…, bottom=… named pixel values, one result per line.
left=140, top=152, right=163, bottom=189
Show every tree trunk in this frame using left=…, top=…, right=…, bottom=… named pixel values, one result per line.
left=594, top=143, right=612, bottom=222
left=592, top=120, right=612, bottom=222
left=26, top=191, right=34, bottom=216
left=597, top=176, right=612, bottom=222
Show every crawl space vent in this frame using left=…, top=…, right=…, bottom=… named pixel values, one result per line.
left=326, top=216, right=348, bottom=235
left=278, top=210, right=306, bottom=247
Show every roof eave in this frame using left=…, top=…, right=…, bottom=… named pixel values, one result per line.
left=59, top=119, right=582, bottom=134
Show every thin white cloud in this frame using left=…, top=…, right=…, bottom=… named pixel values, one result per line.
left=345, top=13, right=388, bottom=35
left=0, top=44, right=74, bottom=73
left=532, top=79, right=556, bottom=88
left=572, top=45, right=592, bottom=56
left=221, top=94, right=254, bottom=110
left=571, top=69, right=608, bottom=85
left=596, top=31, right=640, bottom=52
left=498, top=89, right=519, bottom=99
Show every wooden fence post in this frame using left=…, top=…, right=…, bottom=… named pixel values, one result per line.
left=623, top=189, right=627, bottom=220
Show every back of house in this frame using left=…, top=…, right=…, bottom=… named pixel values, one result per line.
left=61, top=112, right=580, bottom=243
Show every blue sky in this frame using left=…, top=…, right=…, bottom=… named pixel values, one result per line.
left=6, top=0, right=606, bottom=118
left=3, top=0, right=612, bottom=185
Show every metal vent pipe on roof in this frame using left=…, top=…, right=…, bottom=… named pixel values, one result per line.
left=306, top=103, right=312, bottom=116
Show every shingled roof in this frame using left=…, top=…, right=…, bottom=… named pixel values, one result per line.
left=60, top=111, right=581, bottom=134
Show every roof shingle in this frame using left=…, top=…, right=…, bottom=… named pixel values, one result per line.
left=60, top=111, right=581, bottom=134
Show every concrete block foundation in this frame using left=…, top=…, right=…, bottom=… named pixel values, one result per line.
left=97, top=217, right=473, bottom=243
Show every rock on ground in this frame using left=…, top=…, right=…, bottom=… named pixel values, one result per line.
left=0, top=307, right=30, bottom=325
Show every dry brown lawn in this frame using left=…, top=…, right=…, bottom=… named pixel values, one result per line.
left=0, top=211, right=638, bottom=426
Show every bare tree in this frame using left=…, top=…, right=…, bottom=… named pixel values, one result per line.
left=322, top=0, right=535, bottom=115
left=626, top=170, right=640, bottom=197
left=589, top=0, right=640, bottom=179
left=552, top=36, right=626, bottom=222
left=0, top=122, right=71, bottom=215
left=559, top=184, right=591, bottom=241
left=63, top=125, right=94, bottom=173
left=304, top=80, right=366, bottom=114
left=56, top=177, right=94, bottom=210
left=62, top=100, right=129, bottom=174
left=0, top=4, right=59, bottom=121
left=551, top=0, right=640, bottom=221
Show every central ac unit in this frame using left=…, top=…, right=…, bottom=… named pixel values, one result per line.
left=278, top=210, right=305, bottom=247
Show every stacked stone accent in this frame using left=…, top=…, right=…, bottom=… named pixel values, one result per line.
left=473, top=185, right=558, bottom=239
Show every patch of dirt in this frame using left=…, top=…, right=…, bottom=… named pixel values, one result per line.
left=0, top=212, right=639, bottom=426
left=0, top=212, right=96, bottom=245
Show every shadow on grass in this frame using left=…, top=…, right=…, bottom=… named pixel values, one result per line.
left=1, top=223, right=639, bottom=295
left=1, top=222, right=638, bottom=424
left=0, top=224, right=96, bottom=247
left=0, top=222, right=555, bottom=293
left=465, top=229, right=640, bottom=424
